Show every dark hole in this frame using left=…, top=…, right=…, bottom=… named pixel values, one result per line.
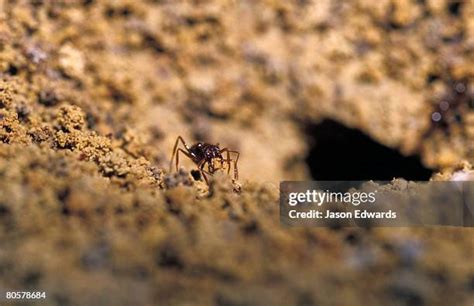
left=447, top=1, right=463, bottom=16
left=190, top=169, right=201, bottom=181
left=305, top=120, right=433, bottom=181
left=6, top=65, right=18, bottom=76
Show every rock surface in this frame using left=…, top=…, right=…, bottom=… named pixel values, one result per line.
left=0, top=1, right=473, bottom=305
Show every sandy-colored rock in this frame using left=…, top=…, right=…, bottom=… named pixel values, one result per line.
left=0, top=1, right=472, bottom=305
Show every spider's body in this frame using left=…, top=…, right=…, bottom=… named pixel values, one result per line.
left=169, top=136, right=239, bottom=184
left=188, top=143, right=222, bottom=164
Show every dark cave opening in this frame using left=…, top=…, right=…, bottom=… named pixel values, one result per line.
left=305, top=120, right=433, bottom=181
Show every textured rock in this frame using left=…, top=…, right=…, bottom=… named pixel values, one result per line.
left=0, top=1, right=472, bottom=305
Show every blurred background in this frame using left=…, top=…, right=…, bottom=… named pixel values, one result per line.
left=2, top=0, right=472, bottom=183
left=0, top=1, right=473, bottom=305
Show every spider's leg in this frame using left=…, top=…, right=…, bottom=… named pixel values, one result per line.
left=228, top=151, right=239, bottom=180
left=201, top=171, right=209, bottom=185
left=220, top=148, right=231, bottom=175
left=169, top=136, right=190, bottom=173
left=208, top=161, right=215, bottom=174
left=220, top=149, right=239, bottom=180
left=198, top=160, right=213, bottom=175
left=220, top=148, right=233, bottom=177
left=176, top=148, right=193, bottom=172
left=225, top=151, right=231, bottom=175
left=198, top=160, right=212, bottom=185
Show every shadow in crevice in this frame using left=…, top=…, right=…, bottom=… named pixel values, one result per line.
left=305, top=120, right=433, bottom=181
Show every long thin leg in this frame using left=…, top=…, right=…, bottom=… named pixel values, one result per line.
left=219, top=158, right=232, bottom=178
left=220, top=149, right=239, bottom=180
left=198, top=159, right=213, bottom=174
left=198, top=160, right=211, bottom=185
left=175, top=148, right=192, bottom=172
left=169, top=136, right=190, bottom=173
left=230, top=150, right=239, bottom=180
left=219, top=148, right=233, bottom=176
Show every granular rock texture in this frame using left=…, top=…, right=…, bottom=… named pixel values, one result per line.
left=0, top=1, right=473, bottom=306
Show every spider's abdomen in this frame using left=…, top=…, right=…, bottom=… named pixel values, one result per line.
left=188, top=143, right=206, bottom=163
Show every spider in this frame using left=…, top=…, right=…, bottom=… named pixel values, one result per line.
left=169, top=136, right=239, bottom=185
